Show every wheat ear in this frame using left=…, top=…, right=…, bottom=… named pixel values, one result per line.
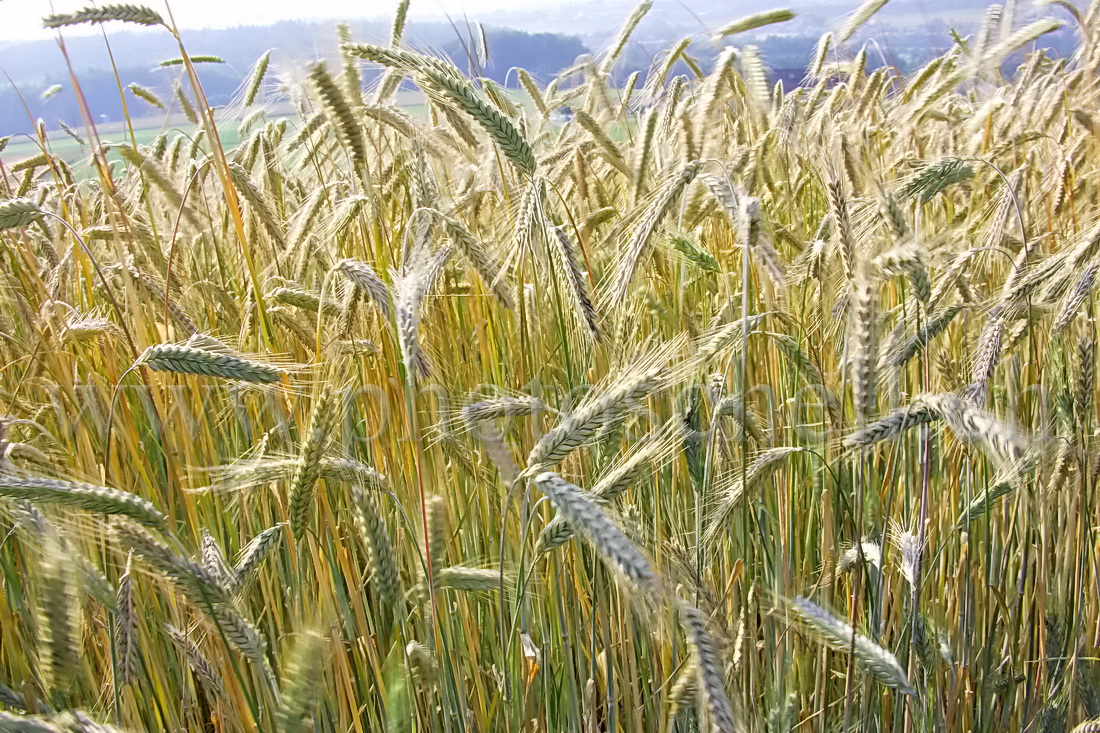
left=525, top=337, right=685, bottom=472
left=440, top=216, right=515, bottom=309
left=334, top=259, right=393, bottom=319
left=0, top=199, right=45, bottom=230
left=679, top=601, right=739, bottom=733
left=965, top=316, right=1003, bottom=406
left=534, top=472, right=657, bottom=591
left=611, top=161, right=702, bottom=304
left=705, top=448, right=802, bottom=544
left=43, top=4, right=164, bottom=28
left=849, top=277, right=880, bottom=421
left=537, top=419, right=682, bottom=552
left=165, top=625, right=225, bottom=698
left=436, top=567, right=502, bottom=592
left=351, top=486, right=400, bottom=611
left=114, top=553, right=139, bottom=688
left=843, top=402, right=943, bottom=450
left=276, top=630, right=325, bottom=733
left=115, top=523, right=275, bottom=691
left=917, top=392, right=1030, bottom=468
left=309, top=62, right=366, bottom=167
left=139, top=343, right=284, bottom=384
left=229, top=524, right=286, bottom=593
left=715, top=9, right=795, bottom=39
left=787, top=596, right=916, bottom=696
left=127, top=82, right=165, bottom=109
left=546, top=222, right=601, bottom=340
left=36, top=532, right=82, bottom=695
left=195, top=456, right=385, bottom=495
left=0, top=475, right=166, bottom=528
left=287, top=387, right=336, bottom=540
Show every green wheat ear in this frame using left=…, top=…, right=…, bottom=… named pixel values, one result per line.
left=139, top=343, right=285, bottom=383
left=43, top=4, right=165, bottom=29
left=128, top=82, right=165, bottom=109
left=37, top=531, right=82, bottom=696
left=0, top=199, right=44, bottom=230
left=0, top=476, right=167, bottom=528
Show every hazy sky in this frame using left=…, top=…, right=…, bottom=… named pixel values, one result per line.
left=0, top=0, right=528, bottom=42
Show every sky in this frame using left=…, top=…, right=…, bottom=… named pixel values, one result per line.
left=0, top=0, right=533, bottom=42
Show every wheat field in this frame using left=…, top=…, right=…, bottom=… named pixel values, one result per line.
left=0, top=1, right=1097, bottom=731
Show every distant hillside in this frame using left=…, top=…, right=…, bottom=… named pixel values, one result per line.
left=0, top=0, right=1079, bottom=137
left=0, top=21, right=589, bottom=135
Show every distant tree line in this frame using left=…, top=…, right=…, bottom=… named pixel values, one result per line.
left=443, top=29, right=589, bottom=81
